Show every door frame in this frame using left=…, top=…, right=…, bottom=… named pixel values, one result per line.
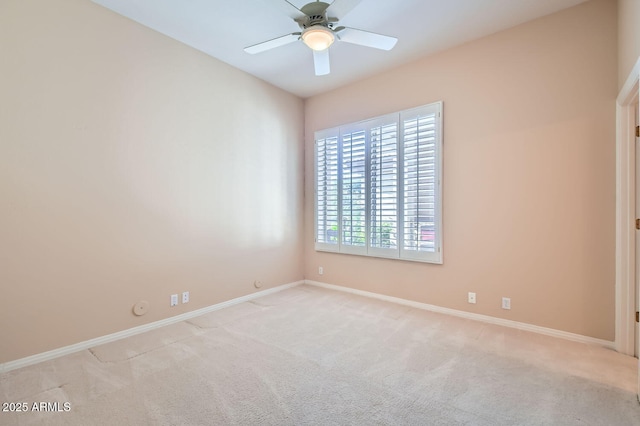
left=615, top=57, right=640, bottom=356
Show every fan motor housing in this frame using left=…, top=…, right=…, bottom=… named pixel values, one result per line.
left=307, top=14, right=325, bottom=26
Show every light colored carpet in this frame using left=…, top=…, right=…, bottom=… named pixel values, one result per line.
left=1, top=284, right=638, bottom=425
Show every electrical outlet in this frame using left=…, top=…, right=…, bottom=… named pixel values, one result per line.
left=182, top=291, right=189, bottom=304
left=319, top=266, right=324, bottom=275
left=170, top=294, right=178, bottom=307
left=502, top=297, right=511, bottom=310
left=468, top=292, right=476, bottom=304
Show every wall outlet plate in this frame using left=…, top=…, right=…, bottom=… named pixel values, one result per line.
left=182, top=291, right=189, bottom=303
left=468, top=292, right=476, bottom=304
left=502, top=297, right=511, bottom=310
left=170, top=294, right=178, bottom=307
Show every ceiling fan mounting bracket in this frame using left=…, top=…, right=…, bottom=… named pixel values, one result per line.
left=299, top=1, right=331, bottom=17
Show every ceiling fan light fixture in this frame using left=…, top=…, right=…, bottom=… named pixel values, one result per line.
left=301, top=25, right=335, bottom=51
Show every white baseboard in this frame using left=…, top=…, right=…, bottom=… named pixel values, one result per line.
left=3, top=278, right=615, bottom=374
left=0, top=280, right=303, bottom=374
left=304, top=280, right=615, bottom=350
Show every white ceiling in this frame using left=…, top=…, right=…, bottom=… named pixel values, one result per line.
left=91, top=0, right=588, bottom=98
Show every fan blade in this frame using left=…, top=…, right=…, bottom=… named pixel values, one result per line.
left=337, top=27, right=397, bottom=50
left=244, top=33, right=300, bottom=54
left=313, top=49, right=330, bottom=76
left=326, top=0, right=362, bottom=19
left=261, top=0, right=306, bottom=19
left=280, top=0, right=307, bottom=20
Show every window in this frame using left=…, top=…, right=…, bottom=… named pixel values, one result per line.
left=315, top=102, right=442, bottom=263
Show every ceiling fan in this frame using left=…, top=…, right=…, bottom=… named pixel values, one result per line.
left=244, top=0, right=398, bottom=76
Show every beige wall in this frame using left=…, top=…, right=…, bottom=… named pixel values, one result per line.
left=0, top=0, right=621, bottom=364
left=618, top=0, right=640, bottom=89
left=0, top=0, right=304, bottom=363
left=304, top=0, right=618, bottom=340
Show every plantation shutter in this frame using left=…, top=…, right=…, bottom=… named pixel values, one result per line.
left=400, top=104, right=441, bottom=262
left=315, top=129, right=339, bottom=251
left=341, top=128, right=367, bottom=254
left=369, top=121, right=399, bottom=257
left=314, top=101, right=442, bottom=263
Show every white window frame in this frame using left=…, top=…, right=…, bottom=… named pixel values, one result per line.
left=314, top=101, right=443, bottom=264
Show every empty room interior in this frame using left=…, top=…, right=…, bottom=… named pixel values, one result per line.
left=2, top=0, right=640, bottom=424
